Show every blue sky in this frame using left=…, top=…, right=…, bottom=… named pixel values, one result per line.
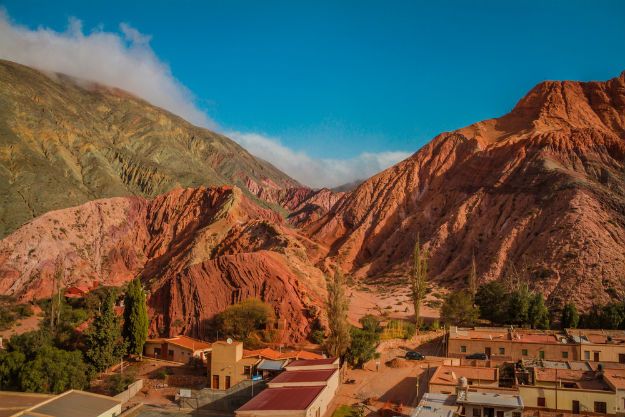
left=1, top=1, right=625, bottom=186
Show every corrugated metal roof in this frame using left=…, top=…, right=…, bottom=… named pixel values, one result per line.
left=26, top=390, right=121, bottom=417
left=236, top=386, right=324, bottom=411
left=257, top=359, right=288, bottom=371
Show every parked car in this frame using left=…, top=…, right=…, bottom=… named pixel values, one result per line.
left=465, top=352, right=488, bottom=360
left=405, top=351, right=425, bottom=360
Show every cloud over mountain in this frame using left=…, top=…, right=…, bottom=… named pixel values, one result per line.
left=227, top=131, right=410, bottom=188
left=0, top=9, right=410, bottom=187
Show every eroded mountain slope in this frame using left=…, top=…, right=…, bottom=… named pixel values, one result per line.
left=305, top=72, right=625, bottom=308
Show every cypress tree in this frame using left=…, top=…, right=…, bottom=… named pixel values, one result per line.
left=561, top=303, right=579, bottom=329
left=85, top=290, right=125, bottom=372
left=122, top=277, right=149, bottom=357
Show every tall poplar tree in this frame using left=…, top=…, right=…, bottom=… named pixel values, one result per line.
left=122, top=277, right=149, bottom=357
left=325, top=269, right=351, bottom=358
left=468, top=252, right=478, bottom=299
left=409, top=234, right=428, bottom=329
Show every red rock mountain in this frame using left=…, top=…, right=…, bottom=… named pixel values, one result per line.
left=2, top=64, right=625, bottom=343
left=305, top=72, right=625, bottom=309
left=0, top=186, right=326, bottom=341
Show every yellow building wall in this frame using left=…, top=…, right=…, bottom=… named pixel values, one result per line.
left=519, top=386, right=617, bottom=415
left=448, top=338, right=578, bottom=361
left=581, top=344, right=625, bottom=363
left=210, top=342, right=258, bottom=390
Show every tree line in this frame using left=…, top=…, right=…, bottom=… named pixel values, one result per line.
left=0, top=277, right=148, bottom=393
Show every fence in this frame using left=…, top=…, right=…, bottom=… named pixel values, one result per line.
left=114, top=379, right=144, bottom=403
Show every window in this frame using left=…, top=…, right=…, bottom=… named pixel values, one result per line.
left=594, top=401, right=607, bottom=414
left=537, top=397, right=546, bottom=407
left=244, top=366, right=251, bottom=375
left=539, top=351, right=545, bottom=359
left=461, top=345, right=467, bottom=353
left=499, top=347, right=505, bottom=355
left=584, top=350, right=590, bottom=360
left=521, top=349, right=528, bottom=356
left=496, top=411, right=504, bottom=417
left=562, top=351, right=569, bottom=359
left=513, top=413, right=521, bottom=417
left=619, top=353, right=625, bottom=364
left=473, top=408, right=481, bottom=417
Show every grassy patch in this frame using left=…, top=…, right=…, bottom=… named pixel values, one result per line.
left=332, top=405, right=354, bottom=417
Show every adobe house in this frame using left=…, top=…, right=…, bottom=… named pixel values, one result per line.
left=209, top=340, right=261, bottom=390
left=144, top=335, right=211, bottom=363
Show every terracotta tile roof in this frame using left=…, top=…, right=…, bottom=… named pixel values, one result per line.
left=287, top=357, right=337, bottom=367
left=270, top=369, right=337, bottom=384
left=236, top=386, right=324, bottom=411
left=287, top=350, right=324, bottom=360
left=430, top=366, right=497, bottom=386
left=146, top=335, right=211, bottom=351
left=243, top=348, right=284, bottom=360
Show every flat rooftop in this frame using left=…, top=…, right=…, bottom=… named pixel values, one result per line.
left=430, top=365, right=497, bottom=386
left=449, top=327, right=569, bottom=345
left=236, top=386, right=324, bottom=411
left=270, top=368, right=337, bottom=384
left=16, top=390, right=121, bottom=417
left=0, top=392, right=52, bottom=417
left=458, top=391, right=523, bottom=408
left=603, top=369, right=625, bottom=390
left=567, top=329, right=625, bottom=345
left=534, top=368, right=610, bottom=391
left=411, top=393, right=458, bottom=417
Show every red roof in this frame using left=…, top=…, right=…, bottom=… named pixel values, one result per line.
left=287, top=358, right=337, bottom=367
left=146, top=335, right=211, bottom=351
left=236, top=386, right=324, bottom=411
left=270, top=369, right=336, bottom=384
left=243, top=348, right=283, bottom=360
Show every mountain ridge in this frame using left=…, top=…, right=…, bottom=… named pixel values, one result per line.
left=304, top=70, right=625, bottom=309
left=0, top=59, right=301, bottom=238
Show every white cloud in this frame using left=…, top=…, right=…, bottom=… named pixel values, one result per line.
left=0, top=9, right=213, bottom=128
left=0, top=9, right=411, bottom=188
left=228, top=131, right=411, bottom=188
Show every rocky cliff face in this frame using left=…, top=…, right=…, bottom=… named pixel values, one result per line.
left=0, top=60, right=299, bottom=238
left=0, top=186, right=326, bottom=342
left=305, top=72, right=625, bottom=308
